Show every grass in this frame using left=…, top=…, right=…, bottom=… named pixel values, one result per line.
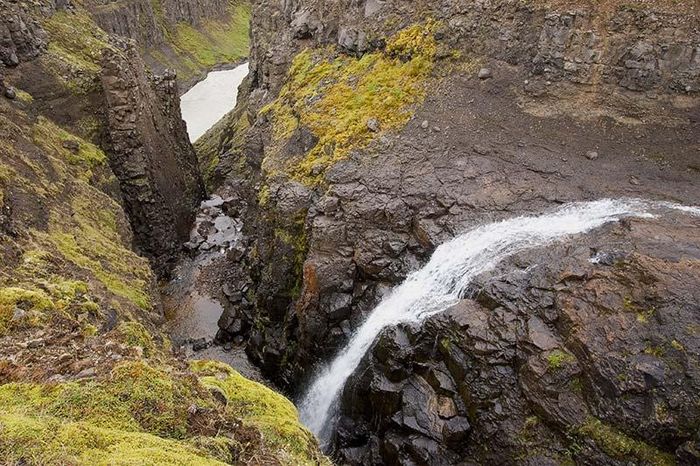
left=171, top=3, right=251, bottom=68
left=261, top=21, right=439, bottom=185
left=150, top=1, right=251, bottom=83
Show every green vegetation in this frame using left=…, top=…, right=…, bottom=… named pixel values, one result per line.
left=41, top=10, right=114, bottom=94
left=149, top=1, right=251, bottom=84
left=192, top=360, right=327, bottom=465
left=0, top=360, right=327, bottom=465
left=274, top=224, right=309, bottom=299
left=546, top=349, right=577, bottom=370
left=171, top=3, right=250, bottom=68
left=261, top=21, right=439, bottom=185
left=576, top=418, right=675, bottom=466
left=32, top=117, right=107, bottom=182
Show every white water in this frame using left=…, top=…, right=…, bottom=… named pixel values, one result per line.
left=180, top=63, right=249, bottom=142
left=298, top=198, right=699, bottom=441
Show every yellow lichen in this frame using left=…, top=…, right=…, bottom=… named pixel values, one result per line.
left=262, top=20, right=439, bottom=185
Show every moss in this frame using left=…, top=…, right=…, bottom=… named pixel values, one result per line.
left=32, top=117, right=107, bottom=182
left=118, top=321, right=157, bottom=356
left=0, top=360, right=328, bottom=465
left=41, top=183, right=153, bottom=310
left=191, top=360, right=328, bottom=465
left=41, top=10, right=114, bottom=94
left=576, top=418, right=675, bottom=465
left=0, top=412, right=226, bottom=466
left=546, top=349, right=576, bottom=371
left=0, top=279, right=97, bottom=335
left=262, top=20, right=439, bottom=185
left=0, top=287, right=53, bottom=334
left=14, top=89, right=34, bottom=103
left=670, top=339, right=685, bottom=351
left=274, top=222, right=308, bottom=299
left=644, top=345, right=665, bottom=357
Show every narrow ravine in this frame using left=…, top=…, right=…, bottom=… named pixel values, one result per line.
left=162, top=64, right=266, bottom=381
left=298, top=198, right=700, bottom=443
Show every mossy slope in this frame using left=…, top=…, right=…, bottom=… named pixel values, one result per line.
left=0, top=360, right=328, bottom=465
left=261, top=21, right=438, bottom=185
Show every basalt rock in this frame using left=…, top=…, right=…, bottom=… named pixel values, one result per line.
left=335, top=215, right=700, bottom=464
left=0, top=0, right=48, bottom=67
left=101, top=42, right=205, bottom=274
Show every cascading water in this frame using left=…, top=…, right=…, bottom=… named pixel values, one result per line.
left=298, top=198, right=699, bottom=442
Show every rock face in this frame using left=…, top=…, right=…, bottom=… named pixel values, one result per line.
left=101, top=42, right=205, bottom=274
left=0, top=0, right=47, bottom=67
left=0, top=0, right=243, bottom=274
left=200, top=0, right=700, bottom=463
left=90, top=0, right=229, bottom=47
left=335, top=215, right=700, bottom=464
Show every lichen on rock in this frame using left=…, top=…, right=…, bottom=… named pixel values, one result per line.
left=261, top=20, right=439, bottom=185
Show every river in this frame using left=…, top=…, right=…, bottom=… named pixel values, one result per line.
left=180, top=62, right=250, bottom=142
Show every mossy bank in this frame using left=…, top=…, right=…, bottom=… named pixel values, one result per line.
left=0, top=0, right=328, bottom=463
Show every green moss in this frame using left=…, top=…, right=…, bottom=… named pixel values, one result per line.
left=191, top=360, right=328, bottom=465
left=14, top=89, right=34, bottom=103
left=670, top=339, right=685, bottom=351
left=118, top=321, right=157, bottom=355
left=40, top=183, right=152, bottom=311
left=0, top=287, right=53, bottom=334
left=41, top=10, right=114, bottom=94
left=546, top=349, right=576, bottom=371
left=576, top=418, right=675, bottom=465
left=274, top=222, right=308, bottom=299
left=262, top=21, right=438, bottom=185
left=0, top=360, right=327, bottom=465
left=0, top=412, right=226, bottom=466
left=33, top=117, right=107, bottom=181
left=644, top=345, right=665, bottom=358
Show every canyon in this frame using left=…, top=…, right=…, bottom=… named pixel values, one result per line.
left=1, top=0, right=699, bottom=465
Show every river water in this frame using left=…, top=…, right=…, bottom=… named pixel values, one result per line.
left=180, top=62, right=249, bottom=142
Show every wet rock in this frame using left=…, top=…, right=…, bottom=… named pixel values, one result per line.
left=192, top=338, right=209, bottom=351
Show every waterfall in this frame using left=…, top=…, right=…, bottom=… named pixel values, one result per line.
left=298, top=198, right=699, bottom=442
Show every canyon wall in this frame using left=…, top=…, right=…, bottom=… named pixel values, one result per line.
left=0, top=0, right=328, bottom=463
left=0, top=0, right=245, bottom=272
left=200, top=0, right=700, bottom=464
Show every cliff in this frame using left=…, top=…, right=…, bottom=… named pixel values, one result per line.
left=0, top=0, right=327, bottom=463
left=199, top=0, right=700, bottom=464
